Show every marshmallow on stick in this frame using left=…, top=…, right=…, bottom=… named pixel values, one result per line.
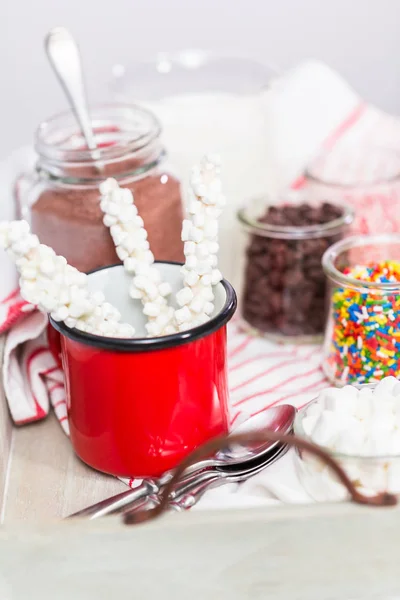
left=175, top=154, right=225, bottom=331
left=0, top=220, right=135, bottom=338
left=99, top=178, right=177, bottom=337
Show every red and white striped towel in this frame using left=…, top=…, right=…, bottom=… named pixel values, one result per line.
left=2, top=62, right=400, bottom=499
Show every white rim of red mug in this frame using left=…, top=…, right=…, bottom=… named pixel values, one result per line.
left=49, top=261, right=237, bottom=352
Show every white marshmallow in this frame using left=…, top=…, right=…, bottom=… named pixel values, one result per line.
left=164, top=325, right=177, bottom=335
left=200, top=274, right=212, bottom=286
left=129, top=286, right=143, bottom=300
left=311, top=410, right=342, bottom=447
left=189, top=227, right=204, bottom=243
left=21, top=265, right=37, bottom=280
left=354, top=391, right=373, bottom=421
left=65, top=317, right=78, bottom=329
left=204, top=302, right=214, bottom=316
left=190, top=296, right=206, bottom=314
left=145, top=321, right=162, bottom=337
left=103, top=214, right=118, bottom=227
left=181, top=220, right=192, bottom=242
left=184, top=241, right=196, bottom=256
left=185, top=255, right=198, bottom=270
left=196, top=242, right=209, bottom=259
left=176, top=287, right=194, bottom=307
left=196, top=260, right=212, bottom=276
left=374, top=376, right=398, bottom=397
left=99, top=177, right=119, bottom=195
left=184, top=270, right=200, bottom=287
left=211, top=269, right=223, bottom=285
left=193, top=213, right=206, bottom=228
left=52, top=306, right=69, bottom=322
left=116, top=246, right=129, bottom=261
left=142, top=281, right=159, bottom=301
left=116, top=323, right=136, bottom=338
left=68, top=303, right=87, bottom=319
left=175, top=306, right=192, bottom=324
left=209, top=255, right=218, bottom=268
left=332, top=417, right=365, bottom=454
left=143, top=303, right=161, bottom=317
left=158, top=282, right=172, bottom=297
left=178, top=321, right=193, bottom=332
left=106, top=201, right=120, bottom=217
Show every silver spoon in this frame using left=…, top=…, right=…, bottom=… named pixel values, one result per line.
left=196, top=404, right=295, bottom=469
left=67, top=404, right=296, bottom=519
left=44, top=27, right=99, bottom=157
left=122, top=443, right=288, bottom=518
left=169, top=443, right=289, bottom=511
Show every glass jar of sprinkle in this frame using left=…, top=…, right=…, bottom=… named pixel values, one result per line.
left=322, top=234, right=400, bottom=386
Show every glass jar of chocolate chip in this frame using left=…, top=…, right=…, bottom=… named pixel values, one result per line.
left=16, top=104, right=184, bottom=273
left=237, top=196, right=354, bottom=343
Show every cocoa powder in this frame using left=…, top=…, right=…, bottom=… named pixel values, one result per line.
left=29, top=168, right=184, bottom=273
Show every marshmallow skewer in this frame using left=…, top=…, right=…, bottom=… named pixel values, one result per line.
left=175, top=155, right=225, bottom=332
left=99, top=178, right=177, bottom=337
left=0, top=220, right=135, bottom=338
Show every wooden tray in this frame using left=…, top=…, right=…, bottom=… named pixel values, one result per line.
left=1, top=337, right=399, bottom=599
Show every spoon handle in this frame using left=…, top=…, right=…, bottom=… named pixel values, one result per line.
left=169, top=472, right=222, bottom=511
left=44, top=27, right=97, bottom=151
left=66, top=479, right=161, bottom=519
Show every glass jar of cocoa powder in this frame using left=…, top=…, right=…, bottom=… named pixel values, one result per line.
left=17, top=104, right=184, bottom=273
left=237, top=196, right=354, bottom=343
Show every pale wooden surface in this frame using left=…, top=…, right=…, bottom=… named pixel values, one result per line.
left=0, top=337, right=126, bottom=523
left=1, top=502, right=400, bottom=599
left=2, top=338, right=400, bottom=598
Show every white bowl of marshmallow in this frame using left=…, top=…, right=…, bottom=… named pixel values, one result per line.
left=294, top=376, right=400, bottom=501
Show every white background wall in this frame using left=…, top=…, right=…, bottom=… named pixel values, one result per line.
left=2, top=0, right=400, bottom=159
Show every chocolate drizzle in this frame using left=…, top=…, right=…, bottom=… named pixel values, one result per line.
left=123, top=428, right=397, bottom=526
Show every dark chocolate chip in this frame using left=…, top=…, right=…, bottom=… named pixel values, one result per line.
left=241, top=201, right=348, bottom=338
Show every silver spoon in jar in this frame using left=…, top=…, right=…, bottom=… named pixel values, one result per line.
left=44, top=27, right=101, bottom=162
left=67, top=404, right=296, bottom=519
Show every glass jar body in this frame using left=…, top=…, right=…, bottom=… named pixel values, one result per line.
left=238, top=197, right=353, bottom=344
left=18, top=105, right=184, bottom=273
left=322, top=235, right=400, bottom=386
left=302, top=146, right=400, bottom=236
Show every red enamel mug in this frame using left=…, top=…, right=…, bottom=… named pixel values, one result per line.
left=49, top=262, right=237, bottom=478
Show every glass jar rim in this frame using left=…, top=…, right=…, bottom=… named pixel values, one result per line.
left=34, top=102, right=161, bottom=165
left=237, top=198, right=354, bottom=240
left=305, top=146, right=400, bottom=188
left=322, top=233, right=400, bottom=290
left=110, top=50, right=280, bottom=99
left=295, top=395, right=400, bottom=460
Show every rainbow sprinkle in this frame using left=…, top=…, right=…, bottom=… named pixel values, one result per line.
left=325, top=260, right=400, bottom=384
